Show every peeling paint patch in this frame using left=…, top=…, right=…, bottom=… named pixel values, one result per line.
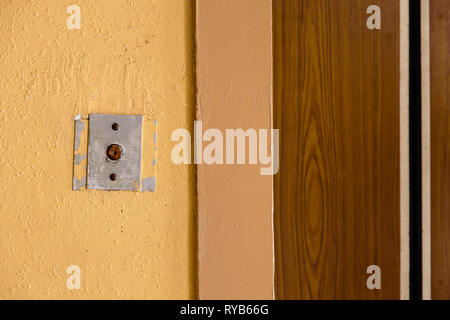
left=74, top=120, right=85, bottom=152
left=73, top=117, right=88, bottom=191
left=73, top=176, right=86, bottom=191
left=141, top=177, right=156, bottom=192
left=74, top=153, right=87, bottom=165
left=141, top=118, right=157, bottom=192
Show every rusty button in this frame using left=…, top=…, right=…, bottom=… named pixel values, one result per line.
left=106, top=144, right=123, bottom=161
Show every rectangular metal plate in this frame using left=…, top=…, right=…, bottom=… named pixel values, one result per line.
left=87, top=114, right=143, bottom=191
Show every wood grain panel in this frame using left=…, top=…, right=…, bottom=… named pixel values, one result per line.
left=274, top=0, right=401, bottom=299
left=429, top=0, right=450, bottom=300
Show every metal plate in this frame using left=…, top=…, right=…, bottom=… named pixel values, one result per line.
left=87, top=114, right=143, bottom=191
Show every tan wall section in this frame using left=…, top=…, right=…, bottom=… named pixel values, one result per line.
left=196, top=0, right=274, bottom=299
left=0, top=0, right=196, bottom=299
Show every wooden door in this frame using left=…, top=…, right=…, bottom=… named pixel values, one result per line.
left=274, top=0, right=407, bottom=299
left=426, top=0, right=450, bottom=300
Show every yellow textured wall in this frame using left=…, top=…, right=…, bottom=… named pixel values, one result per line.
left=0, top=0, right=196, bottom=299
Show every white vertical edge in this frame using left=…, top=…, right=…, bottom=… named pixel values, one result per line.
left=421, top=0, right=432, bottom=301
left=400, top=0, right=410, bottom=301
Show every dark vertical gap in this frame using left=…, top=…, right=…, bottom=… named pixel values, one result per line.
left=185, top=0, right=198, bottom=300
left=409, top=0, right=422, bottom=300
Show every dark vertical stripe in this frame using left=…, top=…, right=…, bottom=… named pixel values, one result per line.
left=409, top=0, right=422, bottom=300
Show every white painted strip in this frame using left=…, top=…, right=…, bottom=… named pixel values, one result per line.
left=421, top=0, right=432, bottom=301
left=400, top=0, right=410, bottom=301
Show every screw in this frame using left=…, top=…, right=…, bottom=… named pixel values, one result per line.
left=112, top=122, right=119, bottom=131
left=110, top=173, right=117, bottom=181
left=106, top=144, right=122, bottom=161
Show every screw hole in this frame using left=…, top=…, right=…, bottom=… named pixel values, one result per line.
left=110, top=173, right=117, bottom=181
left=112, top=123, right=119, bottom=131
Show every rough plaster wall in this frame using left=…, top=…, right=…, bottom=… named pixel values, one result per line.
left=0, top=0, right=196, bottom=299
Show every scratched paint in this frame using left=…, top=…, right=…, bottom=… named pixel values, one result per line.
left=141, top=118, right=158, bottom=192
left=73, top=118, right=89, bottom=191
left=73, top=153, right=86, bottom=166
left=0, top=0, right=196, bottom=299
left=141, top=177, right=156, bottom=193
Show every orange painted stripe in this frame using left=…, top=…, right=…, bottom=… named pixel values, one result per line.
left=196, top=0, right=274, bottom=299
